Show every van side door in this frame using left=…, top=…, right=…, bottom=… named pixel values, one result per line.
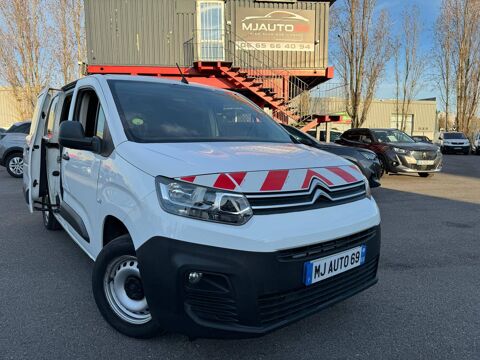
left=60, top=80, right=109, bottom=252
left=23, top=88, right=54, bottom=212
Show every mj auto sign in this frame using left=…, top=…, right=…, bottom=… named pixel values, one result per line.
left=236, top=8, right=316, bottom=52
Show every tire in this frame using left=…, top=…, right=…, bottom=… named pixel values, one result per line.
left=5, top=152, right=23, bottom=178
left=378, top=155, right=388, bottom=176
left=42, top=194, right=61, bottom=230
left=92, top=235, right=163, bottom=338
left=418, top=173, right=431, bottom=178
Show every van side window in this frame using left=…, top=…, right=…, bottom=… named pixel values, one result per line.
left=45, top=96, right=59, bottom=137
left=75, top=89, right=100, bottom=137
left=96, top=106, right=106, bottom=139
left=60, top=93, right=73, bottom=123
left=74, top=88, right=114, bottom=156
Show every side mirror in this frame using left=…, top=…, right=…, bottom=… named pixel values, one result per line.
left=59, top=121, right=101, bottom=153
left=438, top=136, right=442, bottom=140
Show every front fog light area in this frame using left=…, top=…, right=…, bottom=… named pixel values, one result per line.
left=155, top=176, right=253, bottom=225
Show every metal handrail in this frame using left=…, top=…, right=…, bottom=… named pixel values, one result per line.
left=192, top=28, right=340, bottom=125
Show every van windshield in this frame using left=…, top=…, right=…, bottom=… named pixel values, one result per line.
left=108, top=80, right=292, bottom=144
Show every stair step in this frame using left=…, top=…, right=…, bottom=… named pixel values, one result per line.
left=237, top=71, right=248, bottom=77
left=230, top=67, right=240, bottom=72
left=252, top=81, right=263, bottom=86
left=260, top=87, right=273, bottom=92
left=244, top=76, right=256, bottom=81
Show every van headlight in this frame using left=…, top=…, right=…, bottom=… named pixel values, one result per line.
left=155, top=176, right=253, bottom=225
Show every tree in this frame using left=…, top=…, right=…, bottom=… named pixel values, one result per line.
left=433, top=2, right=455, bottom=132
left=0, top=0, right=52, bottom=119
left=434, top=0, right=480, bottom=134
left=334, top=0, right=393, bottom=128
left=394, top=6, right=427, bottom=134
left=49, top=0, right=86, bottom=84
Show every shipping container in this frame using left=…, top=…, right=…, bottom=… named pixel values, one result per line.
left=85, top=0, right=336, bottom=128
left=85, top=0, right=333, bottom=71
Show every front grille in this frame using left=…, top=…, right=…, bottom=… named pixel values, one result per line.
left=409, top=164, right=438, bottom=171
left=410, top=150, right=437, bottom=160
left=246, top=180, right=366, bottom=215
left=277, top=227, right=377, bottom=262
left=258, top=257, right=379, bottom=325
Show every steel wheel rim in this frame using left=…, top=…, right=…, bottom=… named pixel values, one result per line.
left=8, top=156, right=23, bottom=175
left=103, top=255, right=151, bottom=325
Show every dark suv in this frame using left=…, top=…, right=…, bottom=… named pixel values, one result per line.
left=336, top=128, right=443, bottom=177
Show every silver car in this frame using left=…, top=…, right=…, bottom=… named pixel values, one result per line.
left=0, top=121, right=31, bottom=178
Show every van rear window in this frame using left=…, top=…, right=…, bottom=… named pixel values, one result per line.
left=107, top=80, right=291, bottom=144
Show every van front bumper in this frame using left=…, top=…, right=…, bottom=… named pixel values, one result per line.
left=136, top=226, right=381, bottom=339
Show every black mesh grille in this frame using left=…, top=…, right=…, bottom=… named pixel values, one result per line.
left=246, top=182, right=366, bottom=215
left=258, top=257, right=379, bottom=325
left=277, top=227, right=377, bottom=262
left=185, top=293, right=239, bottom=324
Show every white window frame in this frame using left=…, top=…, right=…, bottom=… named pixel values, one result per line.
left=196, top=0, right=225, bottom=61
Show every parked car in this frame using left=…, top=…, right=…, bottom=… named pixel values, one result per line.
left=282, top=124, right=382, bottom=188
left=437, top=131, right=471, bottom=155
left=24, top=76, right=381, bottom=339
left=0, top=121, right=31, bottom=178
left=412, top=135, right=432, bottom=143
left=336, top=128, right=442, bottom=178
left=474, top=133, right=480, bottom=155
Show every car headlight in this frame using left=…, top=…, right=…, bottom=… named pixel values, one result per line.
left=393, top=147, right=408, bottom=154
left=358, top=150, right=377, bottom=161
left=155, top=176, right=253, bottom=225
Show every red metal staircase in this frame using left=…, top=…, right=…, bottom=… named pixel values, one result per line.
left=193, top=29, right=332, bottom=131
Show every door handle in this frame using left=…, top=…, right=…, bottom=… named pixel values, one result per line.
left=62, top=153, right=70, bottom=161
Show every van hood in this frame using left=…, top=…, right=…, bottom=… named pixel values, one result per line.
left=116, top=142, right=364, bottom=192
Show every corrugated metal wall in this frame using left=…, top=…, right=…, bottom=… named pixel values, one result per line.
left=85, top=0, right=196, bottom=67
left=0, top=88, right=23, bottom=129
left=318, top=99, right=438, bottom=138
left=85, top=0, right=329, bottom=69
left=363, top=100, right=437, bottom=137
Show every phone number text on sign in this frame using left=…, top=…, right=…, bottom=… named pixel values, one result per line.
left=236, top=42, right=314, bottom=52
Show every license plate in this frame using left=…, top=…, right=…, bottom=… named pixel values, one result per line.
left=304, top=245, right=366, bottom=286
left=417, top=160, right=435, bottom=165
left=454, top=147, right=462, bottom=150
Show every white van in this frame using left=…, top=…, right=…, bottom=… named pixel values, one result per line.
left=23, top=75, right=381, bottom=339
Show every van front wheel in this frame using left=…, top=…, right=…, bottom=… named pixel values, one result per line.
left=92, top=234, right=163, bottom=338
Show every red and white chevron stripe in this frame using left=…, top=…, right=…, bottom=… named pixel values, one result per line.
left=178, top=165, right=364, bottom=193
